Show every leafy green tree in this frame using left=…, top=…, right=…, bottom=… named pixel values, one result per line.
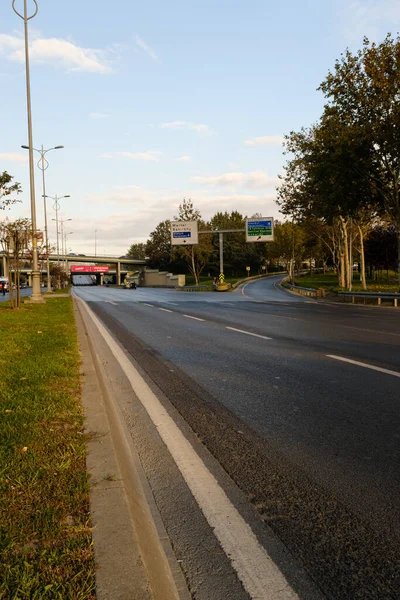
left=127, top=242, right=147, bottom=259
left=319, top=34, right=400, bottom=287
left=268, top=221, right=305, bottom=283
left=0, top=172, right=21, bottom=211
left=145, top=220, right=172, bottom=270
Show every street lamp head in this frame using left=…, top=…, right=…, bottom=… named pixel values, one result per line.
left=55, top=146, right=64, bottom=150
left=21, top=145, right=30, bottom=150
left=63, top=195, right=71, bottom=198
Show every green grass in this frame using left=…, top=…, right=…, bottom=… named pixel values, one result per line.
left=44, top=286, right=71, bottom=295
left=0, top=298, right=95, bottom=599
left=295, top=271, right=399, bottom=293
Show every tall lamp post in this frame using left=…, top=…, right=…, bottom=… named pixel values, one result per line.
left=48, top=195, right=70, bottom=288
left=12, top=0, right=43, bottom=302
left=64, top=230, right=73, bottom=274
left=21, top=144, right=64, bottom=291
left=55, top=216, right=71, bottom=287
left=95, top=230, right=97, bottom=257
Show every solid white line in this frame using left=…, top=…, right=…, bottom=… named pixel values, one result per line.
left=158, top=307, right=173, bottom=313
left=226, top=327, right=272, bottom=340
left=183, top=314, right=205, bottom=322
left=79, top=298, right=298, bottom=600
left=104, top=301, right=118, bottom=305
left=143, top=303, right=154, bottom=307
left=327, top=355, right=400, bottom=378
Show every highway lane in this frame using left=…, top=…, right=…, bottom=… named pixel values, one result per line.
left=74, top=277, right=400, bottom=599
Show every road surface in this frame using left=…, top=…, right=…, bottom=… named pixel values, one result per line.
left=74, top=276, right=400, bottom=599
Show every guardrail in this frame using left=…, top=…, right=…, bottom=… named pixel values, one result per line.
left=281, top=277, right=325, bottom=298
left=338, top=291, right=400, bottom=307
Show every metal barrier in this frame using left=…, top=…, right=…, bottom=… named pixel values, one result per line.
left=338, top=291, right=399, bottom=307
left=281, top=278, right=325, bottom=298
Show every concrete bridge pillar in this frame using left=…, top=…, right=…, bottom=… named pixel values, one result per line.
left=117, top=261, right=121, bottom=285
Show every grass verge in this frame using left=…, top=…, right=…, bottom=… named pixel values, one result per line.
left=0, top=298, right=95, bottom=599
left=295, top=271, right=399, bottom=293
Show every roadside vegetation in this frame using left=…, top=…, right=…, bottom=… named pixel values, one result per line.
left=295, top=270, right=399, bottom=294
left=0, top=298, right=95, bottom=599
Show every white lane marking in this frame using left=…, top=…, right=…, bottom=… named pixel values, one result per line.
left=143, top=303, right=154, bottom=307
left=105, top=301, right=118, bottom=305
left=79, top=297, right=299, bottom=600
left=327, top=355, right=400, bottom=378
left=183, top=314, right=205, bottom=322
left=166, top=302, right=179, bottom=305
left=158, top=307, right=173, bottom=313
left=226, top=327, right=272, bottom=340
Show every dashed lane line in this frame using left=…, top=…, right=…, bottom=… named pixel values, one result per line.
left=143, top=303, right=154, bottom=307
left=226, top=327, right=272, bottom=340
left=104, top=301, right=118, bottom=305
left=183, top=314, right=205, bottom=322
left=158, top=307, right=173, bottom=313
left=327, top=355, right=400, bottom=378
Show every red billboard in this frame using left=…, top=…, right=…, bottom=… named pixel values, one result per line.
left=71, top=265, right=109, bottom=273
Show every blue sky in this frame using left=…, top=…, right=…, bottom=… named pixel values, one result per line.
left=1, top=0, right=399, bottom=255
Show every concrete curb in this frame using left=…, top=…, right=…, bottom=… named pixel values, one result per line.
left=74, top=298, right=191, bottom=600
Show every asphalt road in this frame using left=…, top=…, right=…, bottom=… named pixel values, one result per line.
left=74, top=276, right=400, bottom=599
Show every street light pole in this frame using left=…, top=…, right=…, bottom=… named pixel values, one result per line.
left=64, top=231, right=73, bottom=275
left=21, top=144, right=64, bottom=292
left=59, top=218, right=72, bottom=276
left=12, top=0, right=43, bottom=302
left=48, top=194, right=70, bottom=288
left=95, top=230, right=97, bottom=257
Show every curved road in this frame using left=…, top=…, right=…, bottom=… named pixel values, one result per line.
left=74, top=276, right=400, bottom=599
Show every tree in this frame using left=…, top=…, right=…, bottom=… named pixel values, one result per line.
left=0, top=218, right=30, bottom=308
left=145, top=220, right=172, bottom=270
left=127, top=242, right=147, bottom=259
left=277, top=107, right=379, bottom=289
left=173, top=199, right=212, bottom=285
left=0, top=172, right=22, bottom=211
left=268, top=221, right=305, bottom=282
left=318, top=34, right=400, bottom=288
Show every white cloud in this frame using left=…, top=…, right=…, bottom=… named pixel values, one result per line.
left=245, top=135, right=284, bottom=146
left=160, top=121, right=214, bottom=135
left=341, top=0, right=400, bottom=43
left=0, top=152, right=28, bottom=164
left=89, top=112, right=110, bottom=119
left=191, top=171, right=279, bottom=189
left=99, top=153, right=113, bottom=159
left=176, top=155, right=191, bottom=162
left=0, top=33, right=112, bottom=73
left=117, top=151, right=162, bottom=161
left=135, top=35, right=159, bottom=61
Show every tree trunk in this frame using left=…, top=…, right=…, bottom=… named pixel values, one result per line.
left=339, top=253, right=345, bottom=287
left=339, top=216, right=350, bottom=290
left=358, top=225, right=367, bottom=291
left=191, top=247, right=198, bottom=285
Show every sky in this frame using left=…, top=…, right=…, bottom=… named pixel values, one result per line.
left=1, top=0, right=399, bottom=256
